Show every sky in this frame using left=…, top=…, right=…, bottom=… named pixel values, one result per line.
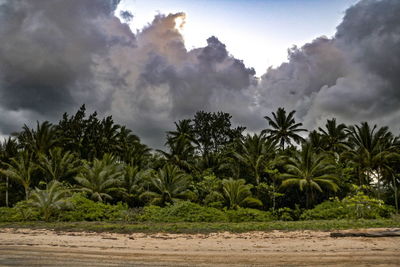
left=0, top=0, right=399, bottom=148
left=117, top=0, right=358, bottom=74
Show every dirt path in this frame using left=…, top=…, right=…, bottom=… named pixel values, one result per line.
left=1, top=228, right=399, bottom=266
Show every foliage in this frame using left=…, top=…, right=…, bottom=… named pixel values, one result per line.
left=0, top=201, right=40, bottom=222
left=263, top=107, right=307, bottom=150
left=0, top=151, right=36, bottom=200
left=59, top=193, right=127, bottom=221
left=281, top=143, right=339, bottom=208
left=75, top=154, right=123, bottom=202
left=29, top=180, right=70, bottom=221
left=301, top=193, right=395, bottom=220
left=141, top=164, right=192, bottom=206
left=222, top=178, right=262, bottom=209
left=38, top=147, right=81, bottom=182
left=138, top=201, right=228, bottom=222
left=2, top=106, right=400, bottom=224
left=225, top=208, right=273, bottom=222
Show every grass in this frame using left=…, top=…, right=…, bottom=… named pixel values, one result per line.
left=1, top=217, right=399, bottom=234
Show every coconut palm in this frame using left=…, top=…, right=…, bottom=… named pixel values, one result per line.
left=263, top=107, right=307, bottom=150
left=30, top=180, right=70, bottom=221
left=38, top=147, right=81, bottom=182
left=75, top=154, right=123, bottom=202
left=158, top=137, right=195, bottom=172
left=222, top=178, right=262, bottom=209
left=17, top=121, right=58, bottom=156
left=233, top=133, right=277, bottom=185
left=318, top=118, right=348, bottom=153
left=281, top=143, right=339, bottom=208
left=141, top=164, right=191, bottom=206
left=0, top=151, right=36, bottom=200
left=166, top=119, right=197, bottom=148
left=345, top=122, right=397, bottom=189
left=0, top=137, right=19, bottom=207
left=121, top=164, right=146, bottom=206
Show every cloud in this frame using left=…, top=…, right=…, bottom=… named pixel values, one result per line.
left=0, top=0, right=399, bottom=149
left=0, top=0, right=132, bottom=132
left=257, top=0, right=400, bottom=132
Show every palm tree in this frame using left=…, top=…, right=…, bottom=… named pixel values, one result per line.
left=281, top=143, right=339, bottom=208
left=0, top=137, right=19, bottom=207
left=158, top=137, right=195, bottom=172
left=141, top=164, right=191, bottom=206
left=222, top=178, right=262, bottom=209
left=318, top=118, right=348, bottom=153
left=75, top=154, right=123, bottom=202
left=30, top=180, right=70, bottom=221
left=307, top=130, right=325, bottom=153
left=346, top=122, right=395, bottom=189
left=38, top=147, right=81, bottom=182
left=121, top=165, right=145, bottom=206
left=263, top=107, right=307, bottom=150
left=233, top=133, right=277, bottom=185
left=166, top=119, right=197, bottom=147
left=0, top=151, right=36, bottom=200
left=17, top=121, right=58, bottom=156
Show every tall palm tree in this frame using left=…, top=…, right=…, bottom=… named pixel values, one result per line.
left=281, top=143, right=339, bottom=208
left=233, top=133, right=277, bottom=185
left=166, top=119, right=197, bottom=148
left=158, top=136, right=195, bottom=172
left=222, top=178, right=262, bottom=209
left=0, top=137, right=19, bottom=207
left=141, top=164, right=191, bottom=206
left=30, top=180, right=70, bottom=221
left=318, top=118, right=348, bottom=153
left=346, top=122, right=395, bottom=189
left=75, top=154, right=123, bottom=202
left=38, top=147, right=81, bottom=182
left=263, top=107, right=307, bottom=150
left=307, top=130, right=325, bottom=153
left=0, top=151, right=36, bottom=200
left=17, top=121, right=58, bottom=156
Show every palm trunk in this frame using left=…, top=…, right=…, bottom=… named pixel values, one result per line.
left=25, top=186, right=29, bottom=201
left=393, top=174, right=399, bottom=213
left=376, top=168, right=381, bottom=200
left=5, top=176, right=9, bottom=207
left=306, top=187, right=310, bottom=209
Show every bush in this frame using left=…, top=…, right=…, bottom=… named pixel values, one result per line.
left=301, top=193, right=395, bottom=220
left=226, top=208, right=273, bottom=222
left=300, top=200, right=347, bottom=220
left=139, top=201, right=228, bottom=222
left=58, top=193, right=127, bottom=221
left=0, top=201, right=40, bottom=222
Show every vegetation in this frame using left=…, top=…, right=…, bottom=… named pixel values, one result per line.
left=0, top=105, right=400, bottom=226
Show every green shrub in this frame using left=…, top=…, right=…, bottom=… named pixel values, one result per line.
left=301, top=193, right=395, bottom=220
left=226, top=208, right=273, bottom=222
left=139, top=201, right=228, bottom=222
left=0, top=207, right=21, bottom=222
left=0, top=201, right=40, bottom=222
left=300, top=200, right=347, bottom=220
left=272, top=207, right=295, bottom=221
left=58, top=193, right=127, bottom=221
left=343, top=192, right=395, bottom=219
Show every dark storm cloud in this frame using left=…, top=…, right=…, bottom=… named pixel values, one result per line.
left=257, top=0, right=400, bottom=131
left=0, top=0, right=133, bottom=134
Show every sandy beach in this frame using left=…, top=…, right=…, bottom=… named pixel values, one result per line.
left=0, top=228, right=399, bottom=266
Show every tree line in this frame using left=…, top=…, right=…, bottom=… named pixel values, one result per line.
left=1, top=105, right=399, bottom=217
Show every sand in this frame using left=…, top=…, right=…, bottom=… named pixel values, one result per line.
left=1, top=228, right=399, bottom=266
